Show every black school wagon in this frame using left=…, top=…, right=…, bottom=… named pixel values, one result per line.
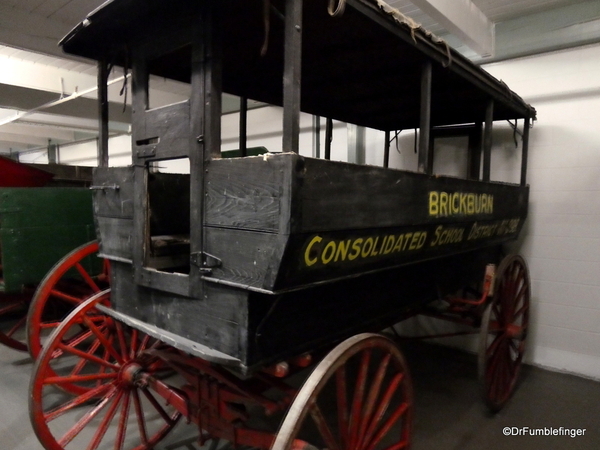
left=28, top=0, right=536, bottom=449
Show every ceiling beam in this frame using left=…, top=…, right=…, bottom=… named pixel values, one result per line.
left=410, top=0, right=494, bottom=57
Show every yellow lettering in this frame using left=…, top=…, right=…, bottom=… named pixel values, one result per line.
left=431, top=226, right=442, bottom=246
left=392, top=236, right=403, bottom=252
left=409, top=233, right=421, bottom=250
left=440, top=192, right=448, bottom=217
left=322, top=241, right=336, bottom=265
left=370, top=237, right=380, bottom=256
left=428, top=191, right=494, bottom=217
left=304, top=236, right=322, bottom=267
left=335, top=240, right=350, bottom=262
left=417, top=232, right=427, bottom=248
left=429, top=192, right=439, bottom=216
left=383, top=235, right=396, bottom=254
left=362, top=238, right=374, bottom=258
left=348, top=239, right=363, bottom=261
left=467, top=194, right=475, bottom=214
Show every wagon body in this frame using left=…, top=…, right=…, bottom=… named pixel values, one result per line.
left=95, top=151, right=526, bottom=369
left=60, top=0, right=535, bottom=373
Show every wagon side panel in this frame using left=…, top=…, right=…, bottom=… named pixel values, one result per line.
left=0, top=188, right=95, bottom=293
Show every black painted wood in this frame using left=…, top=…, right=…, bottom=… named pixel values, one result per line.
left=97, top=60, right=109, bottom=168
left=205, top=156, right=287, bottom=232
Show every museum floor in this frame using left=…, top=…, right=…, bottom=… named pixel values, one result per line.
left=1, top=339, right=598, bottom=450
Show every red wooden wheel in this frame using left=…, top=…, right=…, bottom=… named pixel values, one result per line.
left=29, top=290, right=181, bottom=450
left=26, top=240, right=110, bottom=360
left=0, top=292, right=31, bottom=351
left=478, top=254, right=530, bottom=412
left=273, top=333, right=413, bottom=450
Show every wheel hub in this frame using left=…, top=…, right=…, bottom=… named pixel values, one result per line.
left=505, top=323, right=523, bottom=339
left=119, top=361, right=145, bottom=386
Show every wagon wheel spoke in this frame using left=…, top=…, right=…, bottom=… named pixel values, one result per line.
left=57, top=340, right=120, bottom=372
left=6, top=314, right=27, bottom=338
left=348, top=349, right=371, bottom=448
left=30, top=291, right=181, bottom=450
left=361, top=371, right=405, bottom=448
left=44, top=383, right=114, bottom=422
left=87, top=389, right=125, bottom=450
left=335, top=367, right=349, bottom=448
left=0, top=299, right=27, bottom=315
left=82, top=315, right=124, bottom=364
left=132, top=388, right=150, bottom=445
left=364, top=401, right=409, bottom=450
left=273, top=333, right=412, bottom=450
left=57, top=386, right=118, bottom=448
left=74, top=262, right=101, bottom=293
left=308, top=403, right=340, bottom=450
left=26, top=240, right=110, bottom=362
left=357, top=354, right=391, bottom=446
left=0, top=295, right=30, bottom=351
left=479, top=255, right=530, bottom=412
left=115, top=390, right=132, bottom=450
left=49, top=288, right=90, bottom=305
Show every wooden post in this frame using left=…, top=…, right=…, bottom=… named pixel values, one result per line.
left=282, top=0, right=302, bottom=153
left=482, top=100, right=493, bottom=182
left=467, top=121, right=482, bottom=180
left=239, top=97, right=248, bottom=157
left=521, top=116, right=530, bottom=186
left=131, top=53, right=150, bottom=274
left=384, top=130, right=390, bottom=168
left=325, top=117, right=333, bottom=160
left=190, top=2, right=222, bottom=296
left=313, top=115, right=321, bottom=158
left=97, top=59, right=109, bottom=168
left=418, top=61, right=432, bottom=174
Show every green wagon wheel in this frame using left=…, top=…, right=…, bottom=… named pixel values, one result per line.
left=273, top=333, right=413, bottom=450
left=29, top=290, right=181, bottom=450
left=0, top=292, right=31, bottom=351
left=26, top=240, right=110, bottom=360
left=478, top=254, right=530, bottom=412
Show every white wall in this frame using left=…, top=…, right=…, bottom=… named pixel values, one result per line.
left=58, top=134, right=132, bottom=167
left=481, top=43, right=600, bottom=380
left=18, top=134, right=132, bottom=167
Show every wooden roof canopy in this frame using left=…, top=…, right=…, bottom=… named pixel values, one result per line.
left=61, top=0, right=536, bottom=132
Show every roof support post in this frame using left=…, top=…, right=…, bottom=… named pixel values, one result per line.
left=324, top=118, right=333, bottom=160
left=190, top=2, right=222, bottom=297
left=97, top=59, right=109, bottom=168
left=521, top=116, right=530, bottom=186
left=482, top=99, right=493, bottom=182
left=240, top=97, right=248, bottom=157
left=312, top=115, right=321, bottom=158
left=418, top=61, right=432, bottom=174
left=347, top=124, right=365, bottom=165
left=282, top=0, right=302, bottom=153
left=467, top=121, right=482, bottom=180
left=383, top=130, right=390, bottom=168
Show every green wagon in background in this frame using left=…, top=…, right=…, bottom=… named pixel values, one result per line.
left=0, top=156, right=108, bottom=354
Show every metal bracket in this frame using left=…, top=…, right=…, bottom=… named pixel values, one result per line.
left=136, top=146, right=157, bottom=158
left=190, top=252, right=222, bottom=274
left=90, top=184, right=120, bottom=191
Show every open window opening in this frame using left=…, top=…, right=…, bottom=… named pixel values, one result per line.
left=146, top=158, right=190, bottom=274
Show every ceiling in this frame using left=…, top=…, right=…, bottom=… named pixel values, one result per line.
left=0, top=0, right=598, bottom=159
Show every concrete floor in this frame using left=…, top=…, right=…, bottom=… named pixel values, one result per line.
left=1, top=339, right=598, bottom=450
